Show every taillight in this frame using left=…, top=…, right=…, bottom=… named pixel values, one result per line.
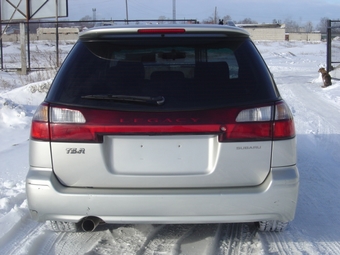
left=219, top=101, right=295, bottom=142
left=219, top=105, right=274, bottom=141
left=273, top=101, right=295, bottom=139
left=30, top=103, right=50, bottom=141
left=30, top=104, right=88, bottom=142
left=30, top=101, right=295, bottom=143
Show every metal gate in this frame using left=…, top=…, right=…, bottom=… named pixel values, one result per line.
left=327, top=20, right=340, bottom=72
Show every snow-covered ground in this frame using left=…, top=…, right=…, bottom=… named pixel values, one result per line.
left=1, top=40, right=340, bottom=254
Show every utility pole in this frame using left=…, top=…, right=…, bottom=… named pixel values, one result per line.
left=25, top=0, right=30, bottom=73
left=125, top=0, right=129, bottom=24
left=92, top=8, right=96, bottom=21
left=173, top=0, right=176, bottom=24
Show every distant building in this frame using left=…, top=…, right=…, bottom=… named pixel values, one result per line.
left=237, top=23, right=285, bottom=41
left=286, top=32, right=321, bottom=41
left=237, top=23, right=321, bottom=41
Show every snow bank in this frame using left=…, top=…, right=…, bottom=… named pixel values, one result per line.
left=331, top=65, right=340, bottom=80
left=0, top=79, right=50, bottom=129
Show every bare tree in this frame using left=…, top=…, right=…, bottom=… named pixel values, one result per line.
left=272, top=19, right=282, bottom=24
left=284, top=18, right=300, bottom=32
left=222, top=15, right=232, bottom=23
left=316, top=17, right=329, bottom=33
left=80, top=15, right=92, bottom=21
left=80, top=15, right=94, bottom=28
left=202, top=17, right=215, bottom=24
left=158, top=16, right=167, bottom=24
left=304, top=21, right=314, bottom=33
left=202, top=8, right=222, bottom=24
left=237, top=18, right=258, bottom=24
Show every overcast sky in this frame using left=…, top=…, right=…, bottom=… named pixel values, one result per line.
left=66, top=0, right=340, bottom=25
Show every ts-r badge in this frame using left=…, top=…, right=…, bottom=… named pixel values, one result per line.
left=66, top=148, right=85, bottom=154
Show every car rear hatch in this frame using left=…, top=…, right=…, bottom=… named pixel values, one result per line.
left=33, top=25, right=294, bottom=188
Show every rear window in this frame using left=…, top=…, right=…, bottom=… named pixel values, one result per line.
left=46, top=36, right=278, bottom=111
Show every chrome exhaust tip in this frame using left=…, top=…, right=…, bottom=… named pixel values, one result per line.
left=81, top=217, right=102, bottom=232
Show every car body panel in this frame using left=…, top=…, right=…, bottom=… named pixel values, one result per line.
left=271, top=138, right=297, bottom=167
left=26, top=165, right=299, bottom=224
left=49, top=136, right=272, bottom=188
left=29, top=140, right=52, bottom=168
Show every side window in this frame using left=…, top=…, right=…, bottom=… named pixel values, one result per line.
left=207, top=48, right=239, bottom=79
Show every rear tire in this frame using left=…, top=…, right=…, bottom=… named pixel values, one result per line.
left=257, top=220, right=289, bottom=232
left=47, top=220, right=79, bottom=232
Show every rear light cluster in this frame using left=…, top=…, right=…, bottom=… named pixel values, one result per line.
left=30, top=101, right=295, bottom=143
left=219, top=102, right=295, bottom=142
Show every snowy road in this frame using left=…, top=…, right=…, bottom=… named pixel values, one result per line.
left=1, top=41, right=340, bottom=254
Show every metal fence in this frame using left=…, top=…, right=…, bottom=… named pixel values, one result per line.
left=327, top=20, right=340, bottom=72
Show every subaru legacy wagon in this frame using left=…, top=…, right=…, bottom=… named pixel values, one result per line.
left=27, top=24, right=299, bottom=232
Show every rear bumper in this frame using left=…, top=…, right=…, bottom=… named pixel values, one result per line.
left=26, top=166, right=299, bottom=224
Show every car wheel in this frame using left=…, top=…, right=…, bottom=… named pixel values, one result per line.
left=257, top=220, right=289, bottom=232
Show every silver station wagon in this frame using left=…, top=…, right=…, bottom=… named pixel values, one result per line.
left=26, top=24, right=299, bottom=232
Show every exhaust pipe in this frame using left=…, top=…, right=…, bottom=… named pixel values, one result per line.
left=81, top=217, right=102, bottom=232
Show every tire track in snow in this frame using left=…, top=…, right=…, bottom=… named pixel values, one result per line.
left=180, top=224, right=223, bottom=255
left=26, top=230, right=60, bottom=255
left=218, top=223, right=261, bottom=255
left=259, top=231, right=296, bottom=255
left=67, top=224, right=165, bottom=255
left=0, top=210, right=46, bottom=255
left=52, top=230, right=107, bottom=255
left=316, top=237, right=340, bottom=255
left=141, top=224, right=195, bottom=255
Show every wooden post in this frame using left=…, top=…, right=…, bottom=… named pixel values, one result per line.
left=0, top=3, right=3, bottom=70
left=56, top=0, right=59, bottom=67
left=26, top=0, right=31, bottom=71
left=20, top=23, right=27, bottom=75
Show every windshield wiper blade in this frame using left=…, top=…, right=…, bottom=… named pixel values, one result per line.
left=81, top=94, right=165, bottom=105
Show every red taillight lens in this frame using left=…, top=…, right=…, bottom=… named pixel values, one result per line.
left=219, top=122, right=272, bottom=141
left=30, top=104, right=50, bottom=141
left=31, top=122, right=50, bottom=140
left=273, top=102, right=295, bottom=139
left=273, top=119, right=295, bottom=138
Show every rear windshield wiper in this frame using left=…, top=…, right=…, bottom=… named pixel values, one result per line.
left=81, top=94, right=165, bottom=105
